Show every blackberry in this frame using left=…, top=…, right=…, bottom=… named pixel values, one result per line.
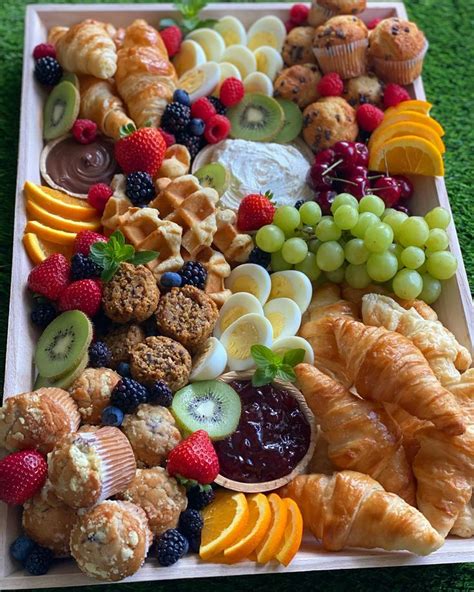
left=101, top=405, right=124, bottom=427
left=24, top=546, right=54, bottom=575
left=34, top=56, right=62, bottom=86
left=188, top=534, right=201, bottom=554
left=88, top=341, right=112, bottom=368
left=70, top=253, right=102, bottom=280
left=248, top=247, right=271, bottom=269
left=186, top=485, right=215, bottom=510
left=111, top=377, right=148, bottom=413
left=178, top=509, right=203, bottom=540
left=208, top=96, right=227, bottom=116
left=10, top=535, right=37, bottom=563
left=116, top=361, right=131, bottom=377
left=125, top=172, right=156, bottom=206
left=294, top=200, right=305, bottom=210
left=148, top=380, right=173, bottom=407
left=161, top=102, right=191, bottom=134
left=30, top=301, right=57, bottom=329
left=179, top=261, right=207, bottom=290
left=155, top=529, right=189, bottom=567
left=175, top=131, right=203, bottom=159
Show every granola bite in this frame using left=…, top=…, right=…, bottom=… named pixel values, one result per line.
left=102, top=262, right=160, bottom=324
left=303, top=96, right=358, bottom=152
left=116, top=467, right=187, bottom=535
left=121, top=404, right=182, bottom=468
left=273, top=64, right=321, bottom=110
left=102, top=323, right=146, bottom=368
left=68, top=368, right=121, bottom=424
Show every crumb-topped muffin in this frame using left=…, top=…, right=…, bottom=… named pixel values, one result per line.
left=70, top=500, right=152, bottom=582
left=117, top=467, right=187, bottom=535
left=303, top=96, right=358, bottom=152
left=102, top=323, right=146, bottom=368
left=282, top=27, right=317, bottom=66
left=343, top=74, right=383, bottom=107
left=274, top=64, right=321, bottom=109
left=309, top=0, right=366, bottom=27
left=69, top=368, right=121, bottom=424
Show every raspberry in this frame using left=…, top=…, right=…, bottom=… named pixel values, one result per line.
left=34, top=56, right=62, bottom=86
left=148, top=380, right=173, bottom=407
left=27, top=253, right=70, bottom=301
left=155, top=529, right=189, bottom=567
left=367, top=17, right=382, bottom=30
left=87, top=183, right=113, bottom=213
left=207, top=96, right=227, bottom=116
left=70, top=253, right=102, bottom=280
left=317, top=72, right=344, bottom=97
left=161, top=102, right=191, bottom=133
left=111, top=377, right=148, bottom=413
left=356, top=103, right=385, bottom=132
left=74, top=230, right=107, bottom=256
left=159, top=128, right=176, bottom=147
left=190, top=97, right=216, bottom=122
left=186, top=485, right=215, bottom=510
left=88, top=341, right=112, bottom=368
left=125, top=172, right=156, bottom=206
left=204, top=114, right=231, bottom=144
left=160, top=25, right=182, bottom=58
left=30, top=301, right=57, bottom=328
left=289, top=4, right=310, bottom=25
left=33, top=43, right=56, bottom=60
left=219, top=77, right=245, bottom=107
left=179, top=261, right=207, bottom=289
left=383, top=83, right=411, bottom=108
left=58, top=279, right=102, bottom=317
left=71, top=119, right=97, bottom=144
left=285, top=20, right=297, bottom=33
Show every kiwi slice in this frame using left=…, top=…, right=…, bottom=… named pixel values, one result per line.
left=34, top=353, right=89, bottom=389
left=43, top=80, right=80, bottom=140
left=171, top=380, right=242, bottom=440
left=228, top=93, right=284, bottom=142
left=35, top=311, right=93, bottom=379
left=194, top=163, right=231, bottom=197
left=274, top=99, right=303, bottom=144
left=61, top=72, right=80, bottom=89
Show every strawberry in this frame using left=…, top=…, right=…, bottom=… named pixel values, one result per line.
left=167, top=430, right=219, bottom=485
left=115, top=125, right=167, bottom=177
left=58, top=279, right=102, bottom=317
left=0, top=450, right=47, bottom=505
left=237, top=191, right=276, bottom=231
left=74, top=230, right=107, bottom=256
left=27, top=253, right=70, bottom=301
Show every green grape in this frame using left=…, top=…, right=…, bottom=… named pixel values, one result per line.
left=334, top=205, right=359, bottom=230
left=419, top=273, right=442, bottom=304
left=351, top=212, right=380, bottom=239
left=425, top=206, right=451, bottom=230
left=400, top=246, right=426, bottom=270
left=382, top=208, right=397, bottom=219
left=295, top=252, right=321, bottom=281
left=281, top=237, right=308, bottom=264
left=299, top=201, right=322, bottom=226
left=325, top=266, right=345, bottom=284
left=359, top=194, right=385, bottom=217
left=426, top=251, right=458, bottom=280
left=315, top=217, right=342, bottom=241
left=398, top=216, right=430, bottom=247
left=256, top=224, right=285, bottom=253
left=344, top=238, right=369, bottom=265
left=366, top=251, right=398, bottom=282
left=417, top=261, right=428, bottom=275
left=273, top=206, right=301, bottom=233
left=316, top=241, right=345, bottom=272
left=330, top=193, right=359, bottom=214
left=364, top=223, right=394, bottom=253
left=388, top=243, right=404, bottom=270
left=425, top=228, right=449, bottom=252
left=393, top=269, right=423, bottom=299
left=383, top=211, right=408, bottom=237
left=308, top=238, right=321, bottom=254
left=345, top=263, right=371, bottom=289
left=271, top=250, right=293, bottom=272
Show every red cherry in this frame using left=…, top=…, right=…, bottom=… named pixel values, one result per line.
left=340, top=164, right=368, bottom=180
left=354, top=143, right=369, bottom=167
left=342, top=175, right=368, bottom=199
left=395, top=203, right=410, bottom=214
left=314, top=190, right=337, bottom=215
left=314, top=148, right=336, bottom=167
left=372, top=176, right=402, bottom=207
left=308, top=162, right=332, bottom=190
left=392, top=175, right=414, bottom=200
left=333, top=141, right=356, bottom=161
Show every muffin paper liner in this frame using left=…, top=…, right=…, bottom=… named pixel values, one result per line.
left=308, top=0, right=337, bottom=27
left=314, top=38, right=369, bottom=79
left=38, top=387, right=81, bottom=432
left=370, top=40, right=429, bottom=85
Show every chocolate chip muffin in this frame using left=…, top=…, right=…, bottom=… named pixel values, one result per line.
left=103, top=262, right=160, bottom=324
left=309, top=0, right=366, bottom=27
left=274, top=64, right=321, bottom=110
left=343, top=74, right=383, bottom=107
left=282, top=27, right=317, bottom=66
left=102, top=323, right=146, bottom=368
left=303, top=96, right=358, bottom=152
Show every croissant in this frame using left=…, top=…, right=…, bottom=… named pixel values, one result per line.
left=115, top=19, right=177, bottom=128
left=296, top=364, right=416, bottom=504
left=384, top=404, right=427, bottom=464
left=50, top=20, right=117, bottom=79
left=307, top=427, right=335, bottom=475
left=450, top=498, right=474, bottom=538
left=279, top=471, right=444, bottom=555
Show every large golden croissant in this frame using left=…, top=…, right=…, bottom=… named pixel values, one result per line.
left=296, top=364, right=415, bottom=504
left=451, top=498, right=474, bottom=538
left=384, top=403, right=427, bottom=464
left=115, top=19, right=177, bottom=128
left=279, top=471, right=444, bottom=555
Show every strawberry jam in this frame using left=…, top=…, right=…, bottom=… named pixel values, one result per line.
left=214, top=380, right=311, bottom=483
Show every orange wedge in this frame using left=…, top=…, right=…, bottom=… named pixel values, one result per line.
left=200, top=491, right=249, bottom=560
left=26, top=199, right=101, bottom=233
left=379, top=111, right=445, bottom=137
left=369, top=135, right=444, bottom=177
left=23, top=181, right=98, bottom=221
left=23, top=232, right=73, bottom=264
left=369, top=121, right=445, bottom=154
left=25, top=220, right=77, bottom=245
left=275, top=498, right=303, bottom=566
left=386, top=99, right=433, bottom=116
left=255, top=493, right=288, bottom=564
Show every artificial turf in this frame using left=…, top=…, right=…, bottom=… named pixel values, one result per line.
left=0, top=0, right=473, bottom=590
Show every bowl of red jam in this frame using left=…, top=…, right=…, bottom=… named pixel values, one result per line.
left=214, top=371, right=316, bottom=493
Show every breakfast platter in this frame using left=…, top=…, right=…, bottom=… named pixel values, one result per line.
left=0, top=1, right=473, bottom=588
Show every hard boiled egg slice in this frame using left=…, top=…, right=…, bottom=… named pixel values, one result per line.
left=214, top=292, right=264, bottom=338
left=243, top=72, right=273, bottom=96
left=214, top=16, right=247, bottom=46
left=186, top=28, right=226, bottom=62
left=247, top=16, right=286, bottom=52
left=190, top=337, right=228, bottom=381
left=178, top=62, right=221, bottom=102
left=271, top=336, right=314, bottom=365
left=225, top=263, right=271, bottom=305
left=268, top=270, right=313, bottom=313
left=220, top=313, right=273, bottom=371
left=263, top=298, right=302, bottom=340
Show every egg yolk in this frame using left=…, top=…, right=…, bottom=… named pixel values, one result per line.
left=226, top=322, right=259, bottom=359
left=221, top=306, right=247, bottom=333
left=232, top=276, right=259, bottom=298
left=266, top=311, right=285, bottom=339
left=269, top=277, right=292, bottom=300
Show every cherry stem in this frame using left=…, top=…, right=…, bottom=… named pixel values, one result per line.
left=322, top=158, right=344, bottom=176
left=367, top=174, right=385, bottom=180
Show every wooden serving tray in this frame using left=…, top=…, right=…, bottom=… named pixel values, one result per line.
left=2, top=2, right=473, bottom=588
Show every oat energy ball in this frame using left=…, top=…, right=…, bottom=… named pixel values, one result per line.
left=303, top=96, right=358, bottom=153
left=69, top=368, right=121, bottom=424
left=102, top=323, right=146, bottom=368
left=130, top=336, right=192, bottom=390
left=282, top=27, right=317, bottom=66
left=274, top=64, right=321, bottom=110
left=70, top=500, right=152, bottom=582
left=103, top=262, right=160, bottom=324
left=117, top=467, right=187, bottom=535
left=121, top=404, right=182, bottom=467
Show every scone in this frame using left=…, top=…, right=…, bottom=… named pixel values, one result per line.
left=303, top=96, right=358, bottom=152
left=282, top=27, right=317, bottom=66
left=69, top=367, right=121, bottom=424
left=102, top=323, right=146, bottom=368
left=274, top=64, right=321, bottom=110
left=343, top=74, right=383, bottom=107
left=309, top=0, right=366, bottom=27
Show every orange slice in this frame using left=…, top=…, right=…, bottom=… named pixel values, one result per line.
left=275, top=498, right=303, bottom=566
left=386, top=99, right=433, bottom=116
left=255, top=493, right=288, bottom=564
left=369, top=135, right=444, bottom=177
left=23, top=181, right=98, bottom=221
left=222, top=493, right=272, bottom=562
left=23, top=232, right=73, bottom=264
left=25, top=220, right=77, bottom=245
left=380, top=111, right=445, bottom=137
left=369, top=121, right=445, bottom=154
left=200, top=491, right=249, bottom=561
left=26, top=199, right=101, bottom=233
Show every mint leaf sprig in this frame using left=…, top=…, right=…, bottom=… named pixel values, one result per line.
left=90, top=230, right=158, bottom=282
left=160, top=0, right=217, bottom=35
left=250, top=345, right=306, bottom=387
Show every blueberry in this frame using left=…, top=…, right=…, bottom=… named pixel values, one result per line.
left=160, top=272, right=183, bottom=289
left=188, top=118, right=205, bottom=136
left=173, top=89, right=191, bottom=107
left=116, top=362, right=131, bottom=377
left=101, top=405, right=124, bottom=427
left=10, top=535, right=37, bottom=563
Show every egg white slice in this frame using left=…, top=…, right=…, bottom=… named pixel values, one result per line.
left=214, top=16, right=247, bottom=46
left=220, top=313, right=273, bottom=371
left=225, top=263, right=271, bottom=305
left=243, top=72, right=273, bottom=96
left=271, top=336, right=314, bottom=365
left=264, top=297, right=302, bottom=340
left=253, top=46, right=284, bottom=81
left=268, top=270, right=313, bottom=313
left=247, top=16, right=286, bottom=52
left=214, top=292, right=264, bottom=339
left=186, top=28, right=226, bottom=62
left=190, top=337, right=228, bottom=381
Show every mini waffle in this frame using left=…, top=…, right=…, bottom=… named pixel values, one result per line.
left=213, top=208, right=254, bottom=264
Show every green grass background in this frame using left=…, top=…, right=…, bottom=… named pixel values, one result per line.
left=0, top=0, right=473, bottom=589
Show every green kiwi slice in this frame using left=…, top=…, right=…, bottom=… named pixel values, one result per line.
left=43, top=80, right=80, bottom=140
left=228, top=93, right=284, bottom=142
left=274, top=99, right=303, bottom=144
left=35, top=311, right=93, bottom=379
left=171, top=380, right=242, bottom=440
left=194, top=163, right=231, bottom=196
left=34, top=352, right=89, bottom=389
left=61, top=72, right=80, bottom=89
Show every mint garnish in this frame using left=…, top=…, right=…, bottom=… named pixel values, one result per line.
left=250, top=345, right=306, bottom=387
left=161, top=0, right=217, bottom=35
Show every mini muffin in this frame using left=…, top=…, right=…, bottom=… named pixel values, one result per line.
left=0, top=388, right=80, bottom=453
left=69, top=368, right=121, bottom=424
left=368, top=17, right=427, bottom=84
left=48, top=427, right=136, bottom=508
left=282, top=27, right=317, bottom=66
left=116, top=467, right=187, bottom=535
left=130, top=336, right=192, bottom=390
left=309, top=0, right=366, bottom=27
left=102, top=323, right=146, bottom=368
left=22, top=480, right=78, bottom=556
left=343, top=74, right=383, bottom=107
left=70, top=500, right=152, bottom=582
left=121, top=404, right=182, bottom=468
left=102, top=262, right=160, bottom=324
left=274, top=64, right=321, bottom=110
left=303, top=96, right=358, bottom=152
left=313, top=15, right=369, bottom=78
